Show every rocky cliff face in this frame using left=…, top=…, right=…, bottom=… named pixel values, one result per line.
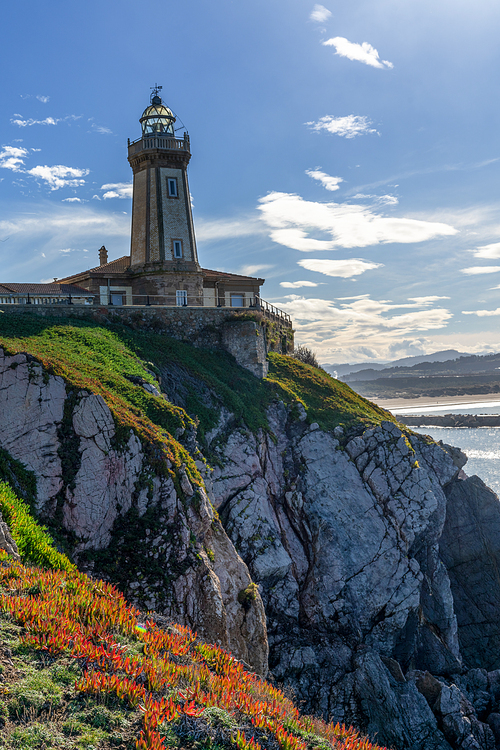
left=3, top=343, right=500, bottom=750
left=0, top=349, right=268, bottom=675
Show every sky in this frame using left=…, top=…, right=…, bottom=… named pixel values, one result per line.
left=2, top=0, right=500, bottom=364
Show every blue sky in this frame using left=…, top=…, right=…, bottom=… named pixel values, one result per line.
left=2, top=0, right=500, bottom=363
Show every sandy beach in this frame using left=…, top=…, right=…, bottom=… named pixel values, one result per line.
left=372, top=393, right=500, bottom=415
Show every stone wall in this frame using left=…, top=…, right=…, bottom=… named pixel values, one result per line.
left=0, top=304, right=292, bottom=378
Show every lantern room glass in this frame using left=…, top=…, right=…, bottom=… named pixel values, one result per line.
left=140, top=96, right=176, bottom=136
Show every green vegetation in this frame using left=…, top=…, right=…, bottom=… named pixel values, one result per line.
left=266, top=353, right=394, bottom=432
left=0, top=481, right=74, bottom=572
left=0, top=314, right=393, bottom=455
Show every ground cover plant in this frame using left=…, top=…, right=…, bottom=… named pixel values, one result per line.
left=0, top=315, right=394, bottom=448
left=0, top=552, right=387, bottom=750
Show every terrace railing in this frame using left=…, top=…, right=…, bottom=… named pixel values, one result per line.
left=0, top=293, right=292, bottom=328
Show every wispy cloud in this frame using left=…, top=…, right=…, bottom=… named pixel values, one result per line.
left=463, top=307, right=500, bottom=316
left=101, top=182, right=133, bottom=199
left=306, top=169, right=343, bottom=191
left=298, top=258, right=382, bottom=277
left=240, top=264, right=274, bottom=276
left=62, top=197, right=83, bottom=203
left=257, top=192, right=457, bottom=252
left=461, top=266, right=500, bottom=275
left=36, top=95, right=50, bottom=103
left=323, top=37, right=393, bottom=69
left=471, top=242, right=500, bottom=259
left=276, top=295, right=452, bottom=361
left=310, top=4, right=331, bottom=23
left=27, top=165, right=89, bottom=191
left=0, top=146, right=29, bottom=171
left=306, top=115, right=379, bottom=139
left=91, top=123, right=113, bottom=135
left=10, top=114, right=81, bottom=128
left=280, top=280, right=319, bottom=288
left=0, top=205, right=130, bottom=241
left=408, top=295, right=450, bottom=304
left=195, top=216, right=267, bottom=242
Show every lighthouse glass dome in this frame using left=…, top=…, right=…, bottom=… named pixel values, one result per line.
left=140, top=95, right=176, bottom=136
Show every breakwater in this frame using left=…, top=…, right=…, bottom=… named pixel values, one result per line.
left=401, top=413, right=500, bottom=427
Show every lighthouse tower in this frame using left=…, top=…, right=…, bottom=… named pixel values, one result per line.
left=127, top=86, right=203, bottom=304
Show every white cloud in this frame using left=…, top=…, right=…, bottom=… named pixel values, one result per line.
left=0, top=146, right=29, bottom=172
left=306, top=169, right=343, bottom=191
left=62, top=197, right=83, bottom=203
left=306, top=115, right=379, bottom=139
left=463, top=308, right=500, bottom=317
left=461, top=266, right=500, bottom=275
left=59, top=248, right=72, bottom=253
left=408, top=295, right=450, bottom=304
left=11, top=116, right=60, bottom=127
left=0, top=205, right=130, bottom=241
left=298, top=258, right=382, bottom=277
left=280, top=281, right=319, bottom=288
left=323, top=37, right=393, bottom=69
left=101, top=182, right=133, bottom=199
left=36, top=95, right=50, bottom=103
left=27, top=165, right=89, bottom=190
left=195, top=216, right=267, bottom=242
left=92, top=194, right=101, bottom=200
left=310, top=4, right=331, bottom=22
left=275, top=294, right=452, bottom=361
left=257, top=192, right=457, bottom=252
left=240, top=264, right=274, bottom=276
left=472, top=242, right=500, bottom=259
left=92, top=124, right=113, bottom=135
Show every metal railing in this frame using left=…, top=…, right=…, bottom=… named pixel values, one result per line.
left=101, top=294, right=292, bottom=326
left=0, top=293, right=292, bottom=327
left=0, top=295, right=93, bottom=306
left=127, top=134, right=190, bottom=155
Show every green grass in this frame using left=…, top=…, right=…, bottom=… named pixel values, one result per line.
left=266, top=353, right=395, bottom=432
left=0, top=314, right=393, bottom=449
left=0, top=481, right=75, bottom=572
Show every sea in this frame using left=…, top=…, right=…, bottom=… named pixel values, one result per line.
left=387, top=400, right=500, bottom=496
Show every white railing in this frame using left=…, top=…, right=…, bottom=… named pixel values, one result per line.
left=0, top=293, right=292, bottom=327
left=128, top=135, right=190, bottom=155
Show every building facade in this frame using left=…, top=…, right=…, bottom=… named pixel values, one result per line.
left=58, top=90, right=267, bottom=311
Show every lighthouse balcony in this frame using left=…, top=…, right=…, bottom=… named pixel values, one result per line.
left=128, top=134, right=190, bottom=156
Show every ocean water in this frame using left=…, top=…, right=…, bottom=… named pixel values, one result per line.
left=385, top=400, right=500, bottom=496
left=410, top=426, right=500, bottom=496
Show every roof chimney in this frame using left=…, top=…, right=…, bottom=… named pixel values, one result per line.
left=99, top=246, right=108, bottom=266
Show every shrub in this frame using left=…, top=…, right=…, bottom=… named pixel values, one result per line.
left=292, top=345, right=320, bottom=368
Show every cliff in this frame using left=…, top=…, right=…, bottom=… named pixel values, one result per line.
left=1, top=313, right=500, bottom=750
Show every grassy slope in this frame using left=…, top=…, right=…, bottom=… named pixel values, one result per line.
left=0, top=314, right=395, bottom=749
left=0, top=314, right=394, bottom=444
left=0, top=480, right=387, bottom=750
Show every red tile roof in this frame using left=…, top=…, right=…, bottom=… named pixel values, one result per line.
left=201, top=268, right=264, bottom=283
left=0, top=283, right=94, bottom=295
left=57, top=256, right=131, bottom=282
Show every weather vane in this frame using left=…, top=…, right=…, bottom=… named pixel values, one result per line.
left=150, top=84, right=163, bottom=101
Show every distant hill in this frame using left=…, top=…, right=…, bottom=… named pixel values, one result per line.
left=344, top=351, right=500, bottom=383
left=322, top=349, right=465, bottom=379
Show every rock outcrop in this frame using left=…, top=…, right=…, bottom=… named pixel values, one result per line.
left=0, top=349, right=268, bottom=675
left=3, top=342, right=500, bottom=748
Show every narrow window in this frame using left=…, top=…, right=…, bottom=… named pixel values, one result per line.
left=173, top=240, right=183, bottom=258
left=168, top=178, right=178, bottom=197
left=176, top=290, right=188, bottom=307
left=230, top=293, right=244, bottom=308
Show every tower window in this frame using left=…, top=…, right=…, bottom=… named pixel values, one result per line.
left=167, top=178, right=178, bottom=197
left=173, top=240, right=183, bottom=258
left=176, top=290, right=188, bottom=306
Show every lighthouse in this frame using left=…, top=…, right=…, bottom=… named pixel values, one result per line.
left=127, top=86, right=203, bottom=305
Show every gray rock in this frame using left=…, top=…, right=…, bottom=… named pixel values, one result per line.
left=440, top=476, right=500, bottom=670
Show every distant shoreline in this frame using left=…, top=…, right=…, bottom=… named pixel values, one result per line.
left=373, top=393, right=500, bottom=415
